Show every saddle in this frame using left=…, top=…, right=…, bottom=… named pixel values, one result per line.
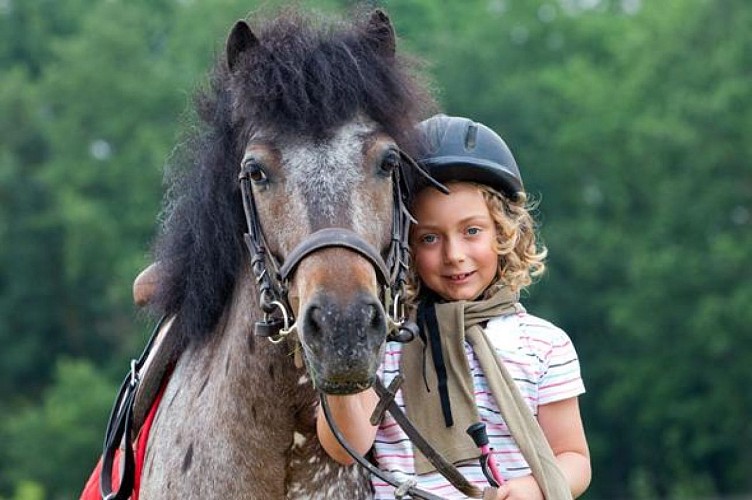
left=80, top=264, right=180, bottom=500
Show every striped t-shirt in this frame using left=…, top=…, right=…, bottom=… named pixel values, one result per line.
left=371, top=306, right=585, bottom=499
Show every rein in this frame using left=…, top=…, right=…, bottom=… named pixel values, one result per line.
left=320, top=376, right=485, bottom=499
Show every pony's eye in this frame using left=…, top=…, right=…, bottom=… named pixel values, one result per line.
left=242, top=158, right=268, bottom=184
left=379, top=149, right=400, bottom=176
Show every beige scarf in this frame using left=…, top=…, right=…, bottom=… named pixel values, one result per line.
left=400, top=286, right=572, bottom=499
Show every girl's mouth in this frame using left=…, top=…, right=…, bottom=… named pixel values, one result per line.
left=447, top=271, right=474, bottom=281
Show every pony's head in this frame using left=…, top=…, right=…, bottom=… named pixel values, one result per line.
left=152, top=8, right=434, bottom=394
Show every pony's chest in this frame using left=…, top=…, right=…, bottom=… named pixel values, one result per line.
left=285, top=428, right=372, bottom=499
left=283, top=382, right=373, bottom=498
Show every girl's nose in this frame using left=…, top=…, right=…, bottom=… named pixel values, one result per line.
left=443, top=237, right=466, bottom=264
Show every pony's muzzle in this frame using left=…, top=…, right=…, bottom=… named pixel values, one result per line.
left=299, top=290, right=387, bottom=394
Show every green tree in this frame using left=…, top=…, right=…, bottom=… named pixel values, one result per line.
left=0, top=68, right=66, bottom=401
left=2, top=359, right=117, bottom=499
left=576, top=1, right=752, bottom=494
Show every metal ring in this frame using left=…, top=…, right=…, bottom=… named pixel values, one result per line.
left=391, top=291, right=402, bottom=321
left=271, top=300, right=291, bottom=330
left=278, top=321, right=298, bottom=340
left=393, top=290, right=410, bottom=324
left=266, top=300, right=296, bottom=344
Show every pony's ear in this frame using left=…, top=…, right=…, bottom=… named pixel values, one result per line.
left=227, top=20, right=259, bottom=72
left=365, top=9, right=395, bottom=58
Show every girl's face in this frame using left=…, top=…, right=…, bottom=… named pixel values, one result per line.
left=411, top=182, right=499, bottom=301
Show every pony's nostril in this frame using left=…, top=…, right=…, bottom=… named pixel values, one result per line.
left=311, top=306, right=324, bottom=326
left=304, top=305, right=324, bottom=337
left=367, top=303, right=383, bottom=330
left=354, top=301, right=385, bottom=341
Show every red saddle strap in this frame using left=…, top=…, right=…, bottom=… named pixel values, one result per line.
left=80, top=380, right=168, bottom=500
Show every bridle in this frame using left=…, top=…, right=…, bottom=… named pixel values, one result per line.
left=239, top=147, right=487, bottom=499
left=238, top=148, right=433, bottom=344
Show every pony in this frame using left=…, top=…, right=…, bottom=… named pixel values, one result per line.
left=137, top=7, right=434, bottom=499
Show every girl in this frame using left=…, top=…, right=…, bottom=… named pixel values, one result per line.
left=318, top=115, right=591, bottom=499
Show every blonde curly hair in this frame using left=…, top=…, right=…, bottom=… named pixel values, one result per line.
left=405, top=182, right=547, bottom=304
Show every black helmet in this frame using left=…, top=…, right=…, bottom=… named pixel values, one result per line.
left=416, top=114, right=524, bottom=199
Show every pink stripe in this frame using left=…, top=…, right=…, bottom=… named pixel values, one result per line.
left=379, top=420, right=400, bottom=431
left=374, top=453, right=415, bottom=459
left=541, top=376, right=580, bottom=390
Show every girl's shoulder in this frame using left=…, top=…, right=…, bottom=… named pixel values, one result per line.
left=486, top=306, right=585, bottom=400
left=485, top=304, right=574, bottom=354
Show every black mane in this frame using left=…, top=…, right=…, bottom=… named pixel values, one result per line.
left=150, top=8, right=434, bottom=344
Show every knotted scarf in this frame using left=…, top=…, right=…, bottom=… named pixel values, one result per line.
left=400, top=286, right=572, bottom=499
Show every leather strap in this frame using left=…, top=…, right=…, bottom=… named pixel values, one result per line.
left=100, top=315, right=174, bottom=500
left=371, top=377, right=484, bottom=498
left=319, top=393, right=446, bottom=500
left=279, top=228, right=390, bottom=284
left=101, top=378, right=136, bottom=500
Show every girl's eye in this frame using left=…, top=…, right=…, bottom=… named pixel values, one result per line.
left=419, top=234, right=437, bottom=244
left=467, top=227, right=481, bottom=236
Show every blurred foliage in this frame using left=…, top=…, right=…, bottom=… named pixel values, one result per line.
left=1, top=360, right=117, bottom=500
left=0, top=0, right=750, bottom=498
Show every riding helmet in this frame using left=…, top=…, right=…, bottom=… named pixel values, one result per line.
left=416, top=114, right=524, bottom=199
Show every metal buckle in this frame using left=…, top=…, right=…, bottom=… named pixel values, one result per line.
left=255, top=300, right=296, bottom=344
left=386, top=292, right=416, bottom=343
left=129, top=359, right=139, bottom=389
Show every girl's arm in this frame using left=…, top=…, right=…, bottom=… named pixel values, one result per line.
left=316, top=389, right=380, bottom=465
left=538, top=396, right=591, bottom=498
left=494, top=397, right=591, bottom=499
